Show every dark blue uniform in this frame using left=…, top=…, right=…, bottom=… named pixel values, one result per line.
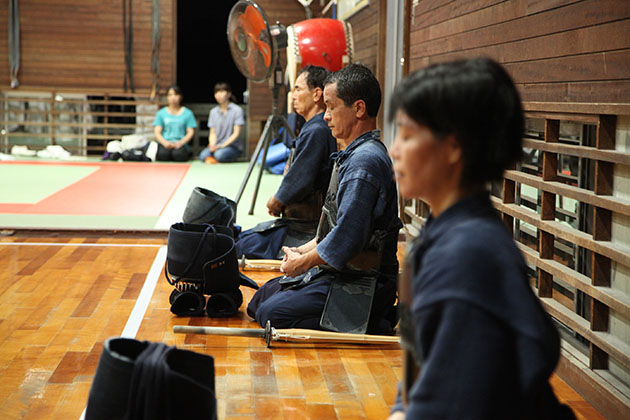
left=275, top=112, right=336, bottom=206
left=249, top=130, right=402, bottom=333
left=236, top=112, right=336, bottom=259
left=392, top=193, right=575, bottom=419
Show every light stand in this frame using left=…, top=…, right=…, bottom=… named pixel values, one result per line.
left=234, top=39, right=296, bottom=215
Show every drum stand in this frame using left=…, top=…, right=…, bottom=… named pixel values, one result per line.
left=234, top=57, right=296, bottom=215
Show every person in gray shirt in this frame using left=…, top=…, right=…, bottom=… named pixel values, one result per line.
left=199, top=82, right=244, bottom=163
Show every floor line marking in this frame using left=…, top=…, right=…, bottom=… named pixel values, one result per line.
left=79, top=245, right=166, bottom=420
left=120, top=245, right=166, bottom=338
left=1, top=242, right=162, bottom=248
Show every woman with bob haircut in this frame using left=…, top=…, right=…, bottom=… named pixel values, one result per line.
left=152, top=85, right=196, bottom=161
left=387, top=57, right=575, bottom=419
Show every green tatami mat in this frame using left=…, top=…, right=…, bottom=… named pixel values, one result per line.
left=1, top=160, right=283, bottom=231
left=0, top=164, right=97, bottom=204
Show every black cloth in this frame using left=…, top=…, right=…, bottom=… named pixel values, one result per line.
left=86, top=337, right=216, bottom=420
left=236, top=219, right=289, bottom=259
left=392, top=192, right=575, bottom=420
left=156, top=143, right=191, bottom=161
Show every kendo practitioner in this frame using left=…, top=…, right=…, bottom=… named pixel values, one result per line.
left=267, top=65, right=337, bottom=220
left=248, top=64, right=402, bottom=335
left=387, top=58, right=575, bottom=419
left=237, top=65, right=337, bottom=259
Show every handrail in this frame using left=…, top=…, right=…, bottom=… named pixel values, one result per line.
left=491, top=197, right=630, bottom=266
left=518, top=244, right=630, bottom=317
left=522, top=138, right=630, bottom=165
left=503, top=170, right=630, bottom=216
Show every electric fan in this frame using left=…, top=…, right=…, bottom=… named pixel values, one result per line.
left=228, top=0, right=295, bottom=214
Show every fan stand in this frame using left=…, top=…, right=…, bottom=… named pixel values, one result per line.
left=234, top=53, right=296, bottom=215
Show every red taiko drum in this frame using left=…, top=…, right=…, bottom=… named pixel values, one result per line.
left=286, top=18, right=354, bottom=89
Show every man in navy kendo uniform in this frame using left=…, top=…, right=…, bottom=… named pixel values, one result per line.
left=248, top=64, right=402, bottom=334
left=266, top=65, right=337, bottom=222
left=236, top=65, right=338, bottom=259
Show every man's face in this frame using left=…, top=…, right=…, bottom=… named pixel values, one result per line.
left=292, top=72, right=315, bottom=118
left=323, top=82, right=356, bottom=141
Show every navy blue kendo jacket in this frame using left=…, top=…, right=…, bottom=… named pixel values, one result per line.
left=274, top=112, right=337, bottom=206
left=316, top=130, right=401, bottom=276
left=392, top=193, right=575, bottom=419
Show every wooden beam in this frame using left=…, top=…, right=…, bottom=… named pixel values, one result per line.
left=492, top=198, right=630, bottom=266
left=504, top=171, right=630, bottom=216
left=556, top=345, right=630, bottom=420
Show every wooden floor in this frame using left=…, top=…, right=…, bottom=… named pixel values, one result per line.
left=0, top=233, right=607, bottom=419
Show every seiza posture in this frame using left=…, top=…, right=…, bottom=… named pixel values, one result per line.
left=236, top=66, right=337, bottom=260
left=247, top=64, right=402, bottom=335
left=387, top=58, right=575, bottom=420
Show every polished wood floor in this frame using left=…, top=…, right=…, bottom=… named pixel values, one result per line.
left=0, top=234, right=607, bottom=419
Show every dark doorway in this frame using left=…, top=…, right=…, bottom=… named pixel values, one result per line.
left=177, top=1, right=246, bottom=104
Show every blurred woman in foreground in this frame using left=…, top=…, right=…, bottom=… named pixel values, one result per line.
left=388, top=57, right=575, bottom=420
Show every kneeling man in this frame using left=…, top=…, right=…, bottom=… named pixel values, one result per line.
left=247, top=64, right=402, bottom=334
left=237, top=66, right=337, bottom=259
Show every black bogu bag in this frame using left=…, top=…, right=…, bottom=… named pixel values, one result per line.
left=182, top=187, right=237, bottom=235
left=85, top=337, right=216, bottom=420
left=166, top=223, right=258, bottom=317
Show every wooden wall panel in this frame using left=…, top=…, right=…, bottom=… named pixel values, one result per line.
left=346, top=3, right=380, bottom=74
left=0, top=0, right=175, bottom=93
left=408, top=0, right=630, bottom=111
left=343, top=0, right=387, bottom=128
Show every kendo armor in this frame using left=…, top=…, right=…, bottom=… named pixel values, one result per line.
left=166, top=223, right=258, bottom=317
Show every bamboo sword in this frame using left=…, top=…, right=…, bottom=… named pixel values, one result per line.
left=239, top=256, right=282, bottom=271
left=173, top=320, right=400, bottom=348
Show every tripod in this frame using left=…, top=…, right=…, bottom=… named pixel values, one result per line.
left=234, top=57, right=296, bottom=215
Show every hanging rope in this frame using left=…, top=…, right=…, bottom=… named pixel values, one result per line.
left=150, top=0, right=161, bottom=100
left=123, top=0, right=135, bottom=92
left=9, top=0, right=20, bottom=88
left=295, top=0, right=313, bottom=19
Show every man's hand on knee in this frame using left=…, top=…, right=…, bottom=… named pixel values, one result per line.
left=266, top=195, right=285, bottom=217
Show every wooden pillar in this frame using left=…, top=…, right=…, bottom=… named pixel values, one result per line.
left=50, top=92, right=56, bottom=146
left=589, top=115, right=616, bottom=369
left=501, top=178, right=515, bottom=234
left=538, top=119, right=558, bottom=298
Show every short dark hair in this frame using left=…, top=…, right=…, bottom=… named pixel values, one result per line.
left=214, top=82, right=232, bottom=93
left=167, top=85, right=183, bottom=96
left=324, top=63, right=381, bottom=118
left=389, top=57, right=524, bottom=186
left=298, top=65, right=330, bottom=91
